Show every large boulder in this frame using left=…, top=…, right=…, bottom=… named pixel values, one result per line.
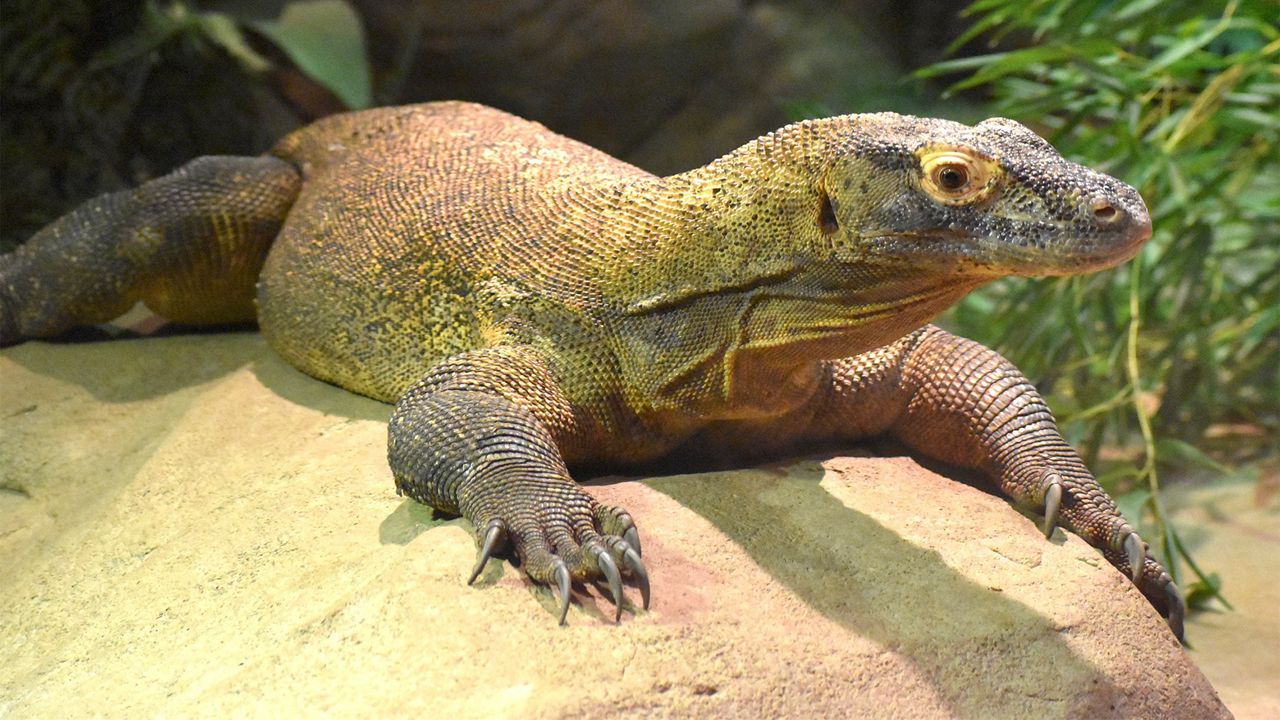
left=0, top=333, right=1228, bottom=718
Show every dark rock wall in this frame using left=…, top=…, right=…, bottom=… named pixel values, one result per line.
left=0, top=0, right=969, bottom=247
left=356, top=0, right=968, bottom=174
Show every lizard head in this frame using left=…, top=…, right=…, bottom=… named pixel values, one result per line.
left=817, top=113, right=1151, bottom=278
left=610, top=113, right=1152, bottom=363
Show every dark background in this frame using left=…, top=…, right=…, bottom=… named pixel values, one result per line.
left=0, top=0, right=978, bottom=251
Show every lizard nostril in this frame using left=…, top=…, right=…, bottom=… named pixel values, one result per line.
left=1092, top=200, right=1122, bottom=224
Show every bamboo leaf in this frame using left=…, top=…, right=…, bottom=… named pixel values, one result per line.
left=1112, top=488, right=1151, bottom=529
left=1154, top=438, right=1230, bottom=474
left=196, top=12, right=270, bottom=74
left=1147, top=7, right=1238, bottom=74
left=250, top=0, right=371, bottom=109
left=1183, top=573, right=1225, bottom=610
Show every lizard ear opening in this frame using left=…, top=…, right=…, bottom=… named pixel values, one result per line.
left=818, top=189, right=839, bottom=234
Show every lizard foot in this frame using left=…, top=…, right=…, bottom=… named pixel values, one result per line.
left=1027, top=468, right=1185, bottom=640
left=466, top=495, right=649, bottom=625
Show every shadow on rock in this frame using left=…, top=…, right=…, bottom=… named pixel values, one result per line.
left=2, top=332, right=257, bottom=403
left=645, top=458, right=1122, bottom=719
left=3, top=327, right=390, bottom=427
left=249, top=350, right=390, bottom=423
left=378, top=499, right=456, bottom=546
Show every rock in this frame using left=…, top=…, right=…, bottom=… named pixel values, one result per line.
left=0, top=333, right=1229, bottom=718
left=354, top=0, right=748, bottom=174
left=353, top=0, right=945, bottom=176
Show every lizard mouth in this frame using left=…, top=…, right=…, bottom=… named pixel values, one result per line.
left=863, top=216, right=1151, bottom=278
left=1020, top=214, right=1152, bottom=276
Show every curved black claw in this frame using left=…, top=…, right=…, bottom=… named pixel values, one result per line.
left=468, top=519, right=507, bottom=585
left=469, top=500, right=645, bottom=625
left=623, top=526, right=642, bottom=557
left=553, top=560, right=572, bottom=626
left=1165, top=581, right=1186, bottom=641
left=594, top=548, right=624, bottom=622
left=1041, top=474, right=1063, bottom=539
left=621, top=547, right=650, bottom=610
left=1124, top=532, right=1145, bottom=582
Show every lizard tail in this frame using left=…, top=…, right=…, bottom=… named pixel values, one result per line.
left=0, top=155, right=300, bottom=346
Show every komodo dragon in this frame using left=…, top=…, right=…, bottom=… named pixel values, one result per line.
left=0, top=101, right=1184, bottom=636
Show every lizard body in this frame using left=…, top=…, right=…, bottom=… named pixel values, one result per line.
left=0, top=101, right=1182, bottom=635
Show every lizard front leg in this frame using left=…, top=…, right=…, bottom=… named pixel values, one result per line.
left=389, top=345, right=649, bottom=624
left=810, top=324, right=1185, bottom=639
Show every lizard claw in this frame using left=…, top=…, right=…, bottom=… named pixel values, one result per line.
left=468, top=519, right=507, bottom=585
left=593, top=546, right=624, bottom=622
left=624, top=526, right=642, bottom=557
left=553, top=560, right=572, bottom=626
left=466, top=498, right=646, bottom=624
left=1041, top=473, right=1063, bottom=539
left=1010, top=463, right=1183, bottom=637
left=1123, top=531, right=1145, bottom=582
left=1166, top=580, right=1186, bottom=641
left=622, top=546, right=650, bottom=610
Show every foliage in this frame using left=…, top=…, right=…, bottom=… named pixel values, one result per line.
left=0, top=0, right=369, bottom=251
left=206, top=0, right=371, bottom=109
left=921, top=0, right=1279, bottom=607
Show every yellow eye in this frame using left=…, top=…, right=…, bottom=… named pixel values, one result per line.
left=919, top=148, right=998, bottom=206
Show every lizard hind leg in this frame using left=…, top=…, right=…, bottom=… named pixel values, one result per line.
left=0, top=155, right=300, bottom=344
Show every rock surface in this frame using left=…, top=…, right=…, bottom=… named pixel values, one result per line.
left=0, top=333, right=1229, bottom=718
left=352, top=0, right=965, bottom=177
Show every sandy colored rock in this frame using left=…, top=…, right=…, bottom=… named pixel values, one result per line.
left=0, top=333, right=1228, bottom=718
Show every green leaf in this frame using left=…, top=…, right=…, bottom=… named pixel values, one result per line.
left=1113, top=488, right=1152, bottom=527
left=250, top=0, right=371, bottom=109
left=1169, top=527, right=1234, bottom=609
left=1228, top=107, right=1280, bottom=129
left=196, top=12, right=270, bottom=74
left=1113, top=0, right=1164, bottom=22
left=915, top=52, right=1008, bottom=79
left=1183, top=573, right=1224, bottom=610
left=1147, top=14, right=1234, bottom=74
left=946, top=10, right=1017, bottom=53
left=1154, top=437, right=1230, bottom=474
left=1240, top=304, right=1280, bottom=354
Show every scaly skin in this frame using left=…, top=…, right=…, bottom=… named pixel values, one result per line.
left=0, top=101, right=1182, bottom=636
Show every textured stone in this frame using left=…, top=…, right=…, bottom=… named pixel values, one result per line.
left=353, top=0, right=941, bottom=176
left=0, top=333, right=1228, bottom=718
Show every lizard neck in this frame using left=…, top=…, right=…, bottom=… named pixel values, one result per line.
left=599, top=135, right=825, bottom=314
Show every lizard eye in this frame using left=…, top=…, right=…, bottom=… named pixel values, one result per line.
left=935, top=164, right=969, bottom=191
left=919, top=148, right=998, bottom=206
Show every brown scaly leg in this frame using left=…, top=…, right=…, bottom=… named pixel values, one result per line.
left=810, top=324, right=1184, bottom=639
left=0, top=155, right=299, bottom=345
left=388, top=345, right=649, bottom=624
